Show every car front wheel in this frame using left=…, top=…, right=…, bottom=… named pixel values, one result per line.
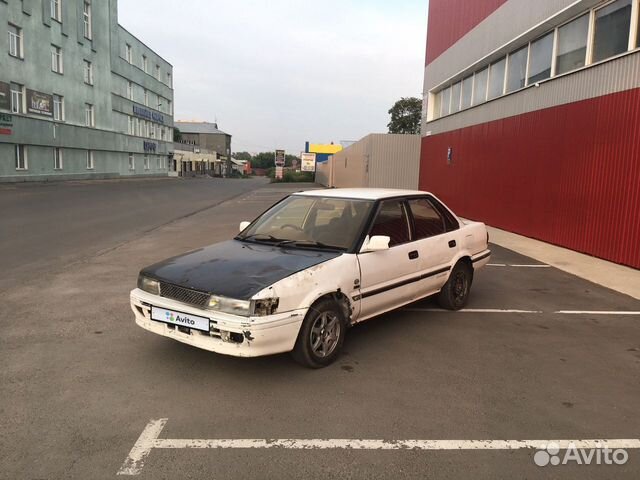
left=292, top=299, right=346, bottom=368
left=438, top=261, right=473, bottom=311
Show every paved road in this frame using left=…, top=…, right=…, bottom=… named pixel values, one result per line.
left=0, top=177, right=268, bottom=292
left=1, top=181, right=639, bottom=479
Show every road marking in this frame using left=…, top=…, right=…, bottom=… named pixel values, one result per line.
left=556, top=311, right=640, bottom=316
left=488, top=264, right=551, bottom=268
left=118, top=419, right=640, bottom=475
left=404, top=308, right=543, bottom=314
left=118, top=418, right=168, bottom=476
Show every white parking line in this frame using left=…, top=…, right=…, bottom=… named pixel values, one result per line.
left=556, top=311, right=640, bottom=316
left=404, top=309, right=640, bottom=316
left=118, top=419, right=640, bottom=476
left=404, top=308, right=543, bottom=314
left=488, top=264, right=551, bottom=268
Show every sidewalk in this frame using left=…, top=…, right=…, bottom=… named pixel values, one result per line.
left=485, top=225, right=640, bottom=300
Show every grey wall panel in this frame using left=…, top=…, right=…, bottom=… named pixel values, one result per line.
left=425, top=52, right=640, bottom=135
left=328, top=134, right=420, bottom=190
left=368, top=134, right=420, bottom=190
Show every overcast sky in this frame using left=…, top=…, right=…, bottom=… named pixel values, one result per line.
left=118, top=0, right=427, bottom=154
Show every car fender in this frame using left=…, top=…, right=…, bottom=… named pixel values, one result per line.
left=252, top=254, right=360, bottom=320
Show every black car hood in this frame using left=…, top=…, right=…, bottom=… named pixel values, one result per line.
left=141, top=240, right=342, bottom=300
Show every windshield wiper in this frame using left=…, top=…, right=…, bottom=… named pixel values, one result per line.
left=277, top=240, right=345, bottom=251
left=238, top=233, right=285, bottom=244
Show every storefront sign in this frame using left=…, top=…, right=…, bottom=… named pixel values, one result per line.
left=27, top=89, right=53, bottom=117
left=300, top=152, right=317, bottom=173
left=275, top=149, right=286, bottom=167
left=0, top=113, right=13, bottom=135
left=133, top=105, right=165, bottom=124
left=144, top=141, right=157, bottom=153
left=0, top=82, right=10, bottom=111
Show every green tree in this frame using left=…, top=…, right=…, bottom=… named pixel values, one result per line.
left=251, top=152, right=301, bottom=169
left=173, top=127, right=182, bottom=142
left=387, top=97, right=422, bottom=134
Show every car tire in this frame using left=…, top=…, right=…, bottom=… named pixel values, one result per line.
left=292, top=299, right=346, bottom=369
left=438, top=261, right=473, bottom=311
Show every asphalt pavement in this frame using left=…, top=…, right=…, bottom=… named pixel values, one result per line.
left=1, top=179, right=639, bottom=479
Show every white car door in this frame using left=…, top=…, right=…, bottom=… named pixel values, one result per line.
left=356, top=199, right=421, bottom=321
left=407, top=197, right=460, bottom=297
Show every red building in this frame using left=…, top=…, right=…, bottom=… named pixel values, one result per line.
left=420, top=0, right=640, bottom=269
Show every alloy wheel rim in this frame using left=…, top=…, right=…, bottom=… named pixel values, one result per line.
left=454, top=272, right=468, bottom=303
left=310, top=312, right=340, bottom=358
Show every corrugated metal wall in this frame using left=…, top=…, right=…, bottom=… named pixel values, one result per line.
left=328, top=134, right=421, bottom=190
left=420, top=88, right=640, bottom=269
left=426, top=0, right=508, bottom=65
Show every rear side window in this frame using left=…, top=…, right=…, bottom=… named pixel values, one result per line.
left=408, top=198, right=446, bottom=239
left=369, top=200, right=411, bottom=247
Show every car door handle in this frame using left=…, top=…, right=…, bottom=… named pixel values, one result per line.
left=408, top=251, right=419, bottom=260
left=448, top=240, right=457, bottom=248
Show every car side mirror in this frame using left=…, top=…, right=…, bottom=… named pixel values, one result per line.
left=239, top=221, right=251, bottom=232
left=360, top=235, right=391, bottom=253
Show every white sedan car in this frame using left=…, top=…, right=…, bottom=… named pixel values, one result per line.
left=131, top=189, right=490, bottom=368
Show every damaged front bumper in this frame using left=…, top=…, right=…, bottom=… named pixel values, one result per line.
left=130, top=288, right=306, bottom=358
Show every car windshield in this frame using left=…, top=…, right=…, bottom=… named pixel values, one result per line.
left=237, top=195, right=374, bottom=251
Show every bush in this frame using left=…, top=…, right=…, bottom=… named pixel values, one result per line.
left=270, top=171, right=314, bottom=183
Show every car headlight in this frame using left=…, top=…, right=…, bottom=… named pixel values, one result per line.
left=253, top=298, right=279, bottom=316
left=208, top=295, right=251, bottom=316
left=138, top=275, right=160, bottom=295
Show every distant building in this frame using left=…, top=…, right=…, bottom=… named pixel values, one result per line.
left=1, top=0, right=174, bottom=182
left=304, top=142, right=343, bottom=170
left=175, top=121, right=231, bottom=159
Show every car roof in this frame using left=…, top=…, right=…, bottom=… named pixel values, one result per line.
left=294, top=188, right=431, bottom=201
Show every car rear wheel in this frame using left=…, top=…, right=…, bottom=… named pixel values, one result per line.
left=438, top=261, right=473, bottom=311
left=292, top=299, right=346, bottom=369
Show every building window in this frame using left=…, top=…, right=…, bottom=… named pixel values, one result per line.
left=86, top=150, right=95, bottom=170
left=461, top=75, right=473, bottom=109
left=129, top=153, right=135, bottom=170
left=440, top=86, right=451, bottom=117
left=487, top=57, right=506, bottom=99
left=15, top=145, right=27, bottom=170
left=157, top=96, right=163, bottom=110
left=157, top=157, right=161, bottom=169
left=168, top=100, right=172, bottom=115
left=556, top=14, right=590, bottom=75
left=127, top=116, right=133, bottom=135
left=473, top=68, right=488, bottom=105
left=144, top=155, right=150, bottom=170
left=450, top=81, right=462, bottom=113
left=592, top=0, right=633, bottom=63
left=83, top=2, right=92, bottom=39
left=125, top=43, right=132, bottom=63
left=51, top=45, right=63, bottom=74
left=506, top=46, right=528, bottom=93
left=134, top=117, right=139, bottom=136
left=54, top=147, right=63, bottom=170
left=85, top=103, right=94, bottom=127
left=8, top=24, right=23, bottom=58
left=127, top=81, right=133, bottom=100
left=51, top=0, right=62, bottom=22
left=155, top=65, right=161, bottom=80
left=11, top=83, right=25, bottom=114
left=150, top=123, right=155, bottom=139
left=53, top=94, right=64, bottom=121
left=142, top=54, right=148, bottom=73
left=527, top=32, right=554, bottom=84
left=167, top=72, right=172, bottom=86
left=144, top=89, right=149, bottom=106
left=83, top=60, right=93, bottom=85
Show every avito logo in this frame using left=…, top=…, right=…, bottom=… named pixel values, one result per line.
left=534, top=443, right=629, bottom=467
left=165, top=311, right=196, bottom=326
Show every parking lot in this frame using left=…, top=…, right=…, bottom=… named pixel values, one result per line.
left=1, top=179, right=639, bottom=479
